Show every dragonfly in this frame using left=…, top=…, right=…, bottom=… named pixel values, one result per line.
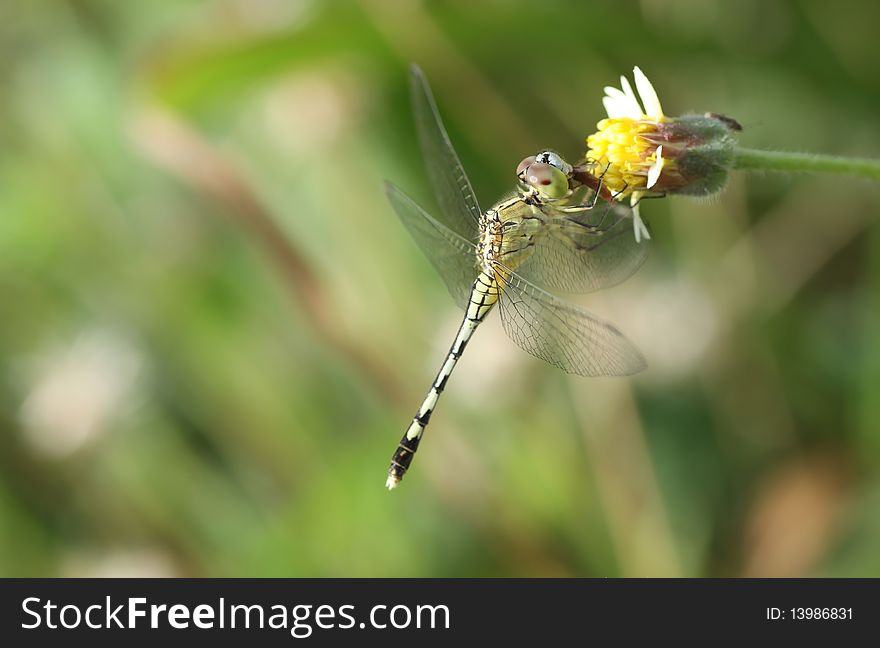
left=384, top=65, right=649, bottom=490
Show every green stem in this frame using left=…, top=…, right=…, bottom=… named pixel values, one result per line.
left=733, top=147, right=880, bottom=181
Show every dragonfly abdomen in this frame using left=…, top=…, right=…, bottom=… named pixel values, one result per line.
left=386, top=270, right=498, bottom=490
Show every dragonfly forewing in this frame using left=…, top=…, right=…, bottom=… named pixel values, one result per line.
left=385, top=181, right=479, bottom=309
left=410, top=65, right=482, bottom=242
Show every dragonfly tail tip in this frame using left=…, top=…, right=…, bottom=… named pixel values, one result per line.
left=385, top=474, right=400, bottom=491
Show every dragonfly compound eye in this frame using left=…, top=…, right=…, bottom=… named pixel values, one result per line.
left=525, top=162, right=568, bottom=198
left=516, top=155, right=537, bottom=178
left=534, top=150, right=571, bottom=174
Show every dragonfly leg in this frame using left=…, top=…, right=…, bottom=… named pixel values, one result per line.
left=560, top=179, right=604, bottom=214
left=631, top=191, right=667, bottom=204
left=558, top=162, right=616, bottom=224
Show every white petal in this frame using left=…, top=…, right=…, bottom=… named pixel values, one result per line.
left=646, top=145, right=664, bottom=189
left=603, top=95, right=639, bottom=119
left=602, top=96, right=618, bottom=118
left=603, top=86, right=629, bottom=101
left=634, top=213, right=651, bottom=242
left=619, top=75, right=644, bottom=116
left=633, top=66, right=663, bottom=119
left=603, top=86, right=641, bottom=119
left=629, top=193, right=651, bottom=242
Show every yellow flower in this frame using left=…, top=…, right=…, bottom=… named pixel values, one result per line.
left=586, top=66, right=668, bottom=242
left=584, top=67, right=741, bottom=242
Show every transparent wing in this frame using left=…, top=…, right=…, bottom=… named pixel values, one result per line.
left=497, top=269, right=646, bottom=377
left=386, top=182, right=478, bottom=309
left=514, top=199, right=649, bottom=293
left=410, top=64, right=481, bottom=241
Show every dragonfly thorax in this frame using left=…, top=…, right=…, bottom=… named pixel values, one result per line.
left=477, top=208, right=504, bottom=270
left=476, top=193, right=550, bottom=279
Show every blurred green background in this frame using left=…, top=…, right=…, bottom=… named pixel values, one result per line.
left=1, top=0, right=879, bottom=577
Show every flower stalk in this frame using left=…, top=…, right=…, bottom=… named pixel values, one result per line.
left=732, top=147, right=880, bottom=180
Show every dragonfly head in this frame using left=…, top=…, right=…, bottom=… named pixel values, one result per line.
left=516, top=150, right=573, bottom=200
